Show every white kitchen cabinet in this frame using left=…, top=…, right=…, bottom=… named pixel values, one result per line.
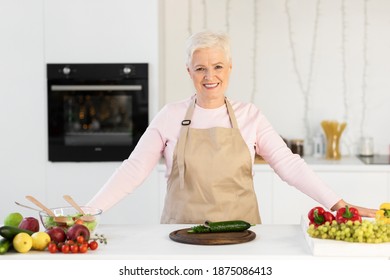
left=44, top=0, right=159, bottom=64
left=157, top=157, right=390, bottom=225
left=0, top=0, right=47, bottom=216
left=0, top=0, right=160, bottom=224
left=45, top=163, right=161, bottom=225
left=317, top=172, right=388, bottom=208
left=258, top=157, right=390, bottom=224
left=271, top=171, right=389, bottom=224
left=158, top=166, right=168, bottom=221
left=253, top=171, right=274, bottom=224
left=41, top=0, right=160, bottom=224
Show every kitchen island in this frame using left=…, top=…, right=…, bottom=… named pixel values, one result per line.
left=2, top=223, right=389, bottom=260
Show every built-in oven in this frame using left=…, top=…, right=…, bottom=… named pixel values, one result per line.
left=47, top=63, right=148, bottom=162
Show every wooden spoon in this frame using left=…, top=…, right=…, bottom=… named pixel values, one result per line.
left=15, top=201, right=41, bottom=212
left=63, top=195, right=95, bottom=222
left=25, top=195, right=68, bottom=224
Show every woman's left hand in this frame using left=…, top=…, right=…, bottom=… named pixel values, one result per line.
left=331, top=199, right=377, bottom=218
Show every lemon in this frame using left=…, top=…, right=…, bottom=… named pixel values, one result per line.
left=31, top=232, right=51, bottom=251
left=13, top=232, right=33, bottom=253
left=4, top=212, right=23, bottom=227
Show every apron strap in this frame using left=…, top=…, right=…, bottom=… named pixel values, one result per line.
left=225, top=98, right=239, bottom=129
left=177, top=97, right=196, bottom=189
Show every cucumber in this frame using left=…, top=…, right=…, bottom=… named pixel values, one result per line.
left=188, top=220, right=253, bottom=233
left=0, top=225, right=34, bottom=240
left=0, top=238, right=12, bottom=255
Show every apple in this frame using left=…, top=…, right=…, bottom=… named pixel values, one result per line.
left=18, top=217, right=39, bottom=232
left=66, top=224, right=90, bottom=241
left=45, top=226, right=66, bottom=243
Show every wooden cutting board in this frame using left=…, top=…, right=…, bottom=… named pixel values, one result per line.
left=169, top=228, right=256, bottom=245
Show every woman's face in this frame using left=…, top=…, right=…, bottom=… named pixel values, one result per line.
left=187, top=48, right=232, bottom=108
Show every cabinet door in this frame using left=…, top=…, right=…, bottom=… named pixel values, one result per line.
left=318, top=172, right=388, bottom=209
left=0, top=1, right=46, bottom=216
left=253, top=171, right=274, bottom=224
left=272, top=171, right=389, bottom=224
left=158, top=169, right=168, bottom=219
left=272, top=175, right=320, bottom=224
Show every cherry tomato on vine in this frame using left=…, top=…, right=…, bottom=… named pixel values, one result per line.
left=61, top=244, right=70, bottom=254
left=79, top=243, right=88, bottom=253
left=89, top=241, right=98, bottom=250
left=48, top=242, right=58, bottom=253
left=76, top=236, right=85, bottom=244
left=70, top=244, right=79, bottom=253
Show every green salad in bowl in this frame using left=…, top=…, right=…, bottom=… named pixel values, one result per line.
left=39, top=206, right=102, bottom=234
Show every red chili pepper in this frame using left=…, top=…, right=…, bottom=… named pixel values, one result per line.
left=308, top=206, right=335, bottom=227
left=336, top=205, right=362, bottom=223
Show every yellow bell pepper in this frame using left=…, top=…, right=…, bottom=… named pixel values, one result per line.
left=376, top=202, right=390, bottom=224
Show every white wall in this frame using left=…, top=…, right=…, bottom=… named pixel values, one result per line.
left=162, top=0, right=390, bottom=156
left=0, top=0, right=161, bottom=224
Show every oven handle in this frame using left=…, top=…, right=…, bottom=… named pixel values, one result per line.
left=51, top=85, right=142, bottom=91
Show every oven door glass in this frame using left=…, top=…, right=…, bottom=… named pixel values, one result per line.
left=48, top=83, right=148, bottom=161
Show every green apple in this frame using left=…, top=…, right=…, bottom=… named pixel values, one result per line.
left=4, top=212, right=23, bottom=227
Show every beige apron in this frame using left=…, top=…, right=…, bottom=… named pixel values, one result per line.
left=160, top=97, right=261, bottom=224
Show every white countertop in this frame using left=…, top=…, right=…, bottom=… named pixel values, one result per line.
left=253, top=156, right=390, bottom=172
left=2, top=224, right=389, bottom=260
left=158, top=156, right=390, bottom=173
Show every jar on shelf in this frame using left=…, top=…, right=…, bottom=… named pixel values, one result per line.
left=290, top=139, right=304, bottom=157
left=359, top=137, right=374, bottom=157
left=321, top=121, right=347, bottom=160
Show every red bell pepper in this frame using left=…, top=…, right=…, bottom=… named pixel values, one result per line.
left=308, top=206, right=335, bottom=227
left=336, top=205, right=362, bottom=223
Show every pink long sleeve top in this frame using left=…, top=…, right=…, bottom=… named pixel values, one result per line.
left=87, top=95, right=341, bottom=212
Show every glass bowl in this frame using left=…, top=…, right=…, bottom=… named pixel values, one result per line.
left=39, top=206, right=102, bottom=234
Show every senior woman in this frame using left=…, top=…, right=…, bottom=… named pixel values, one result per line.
left=87, top=30, right=376, bottom=224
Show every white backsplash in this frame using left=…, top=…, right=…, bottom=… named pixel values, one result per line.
left=162, top=0, right=390, bottom=155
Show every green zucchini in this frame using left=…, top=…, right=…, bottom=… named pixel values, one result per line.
left=0, top=225, right=34, bottom=240
left=188, top=220, right=253, bottom=233
left=0, top=238, right=12, bottom=255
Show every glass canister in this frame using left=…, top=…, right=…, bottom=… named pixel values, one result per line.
left=359, top=137, right=374, bottom=157
left=313, top=133, right=325, bottom=158
left=290, top=139, right=304, bottom=157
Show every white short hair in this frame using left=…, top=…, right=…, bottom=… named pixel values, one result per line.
left=185, top=30, right=231, bottom=66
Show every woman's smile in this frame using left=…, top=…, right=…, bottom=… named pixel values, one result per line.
left=203, top=82, right=219, bottom=89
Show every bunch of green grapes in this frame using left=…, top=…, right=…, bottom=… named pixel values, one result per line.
left=307, top=220, right=390, bottom=243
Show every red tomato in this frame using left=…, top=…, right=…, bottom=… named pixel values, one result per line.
left=48, top=242, right=58, bottom=253
left=75, top=219, right=84, bottom=225
left=88, top=241, right=98, bottom=250
left=76, top=235, right=85, bottom=244
left=79, top=243, right=88, bottom=253
left=70, top=244, right=79, bottom=253
left=61, top=244, right=70, bottom=254
left=66, top=240, right=75, bottom=246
